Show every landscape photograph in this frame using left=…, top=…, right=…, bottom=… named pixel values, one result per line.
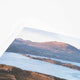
left=0, top=27, right=80, bottom=80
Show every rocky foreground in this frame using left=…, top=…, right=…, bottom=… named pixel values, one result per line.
left=0, top=64, right=65, bottom=80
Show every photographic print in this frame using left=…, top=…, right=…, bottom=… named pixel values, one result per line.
left=0, top=27, right=80, bottom=80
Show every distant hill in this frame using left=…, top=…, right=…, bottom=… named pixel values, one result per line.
left=0, top=64, right=65, bottom=80
left=19, top=27, right=80, bottom=49
left=6, top=38, right=80, bottom=62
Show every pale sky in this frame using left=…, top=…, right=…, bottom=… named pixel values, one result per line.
left=17, top=27, right=80, bottom=49
left=0, top=0, right=80, bottom=38
left=0, top=0, right=80, bottom=56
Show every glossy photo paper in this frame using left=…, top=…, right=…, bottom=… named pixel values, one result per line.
left=0, top=27, right=80, bottom=80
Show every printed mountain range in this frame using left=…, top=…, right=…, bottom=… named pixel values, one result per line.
left=6, top=38, right=80, bottom=62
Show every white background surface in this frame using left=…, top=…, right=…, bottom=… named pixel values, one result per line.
left=0, top=0, right=80, bottom=56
